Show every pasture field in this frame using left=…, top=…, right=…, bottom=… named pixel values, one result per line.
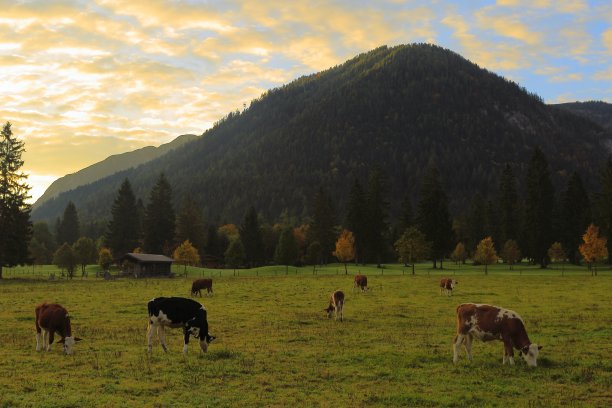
left=0, top=263, right=610, bottom=407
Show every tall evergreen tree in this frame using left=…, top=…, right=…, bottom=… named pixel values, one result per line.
left=560, top=172, right=591, bottom=264
left=416, top=167, right=453, bottom=268
left=0, top=122, right=32, bottom=279
left=239, top=206, right=264, bottom=267
left=364, top=168, right=389, bottom=264
left=274, top=226, right=299, bottom=273
left=523, top=148, right=554, bottom=267
left=498, top=164, right=519, bottom=244
left=466, top=193, right=486, bottom=253
left=344, top=179, right=368, bottom=263
left=308, top=187, right=337, bottom=264
left=143, top=173, right=175, bottom=255
left=56, top=201, right=79, bottom=245
left=106, top=179, right=140, bottom=258
left=597, top=159, right=612, bottom=264
left=175, top=195, right=206, bottom=258
left=397, top=193, right=414, bottom=236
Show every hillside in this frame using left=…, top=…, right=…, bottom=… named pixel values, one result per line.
left=31, top=44, right=612, bottom=225
left=33, top=134, right=199, bottom=209
left=553, top=101, right=612, bottom=130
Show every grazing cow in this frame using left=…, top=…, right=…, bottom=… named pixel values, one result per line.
left=440, top=278, right=458, bottom=296
left=147, top=297, right=215, bottom=354
left=453, top=303, right=542, bottom=366
left=324, top=290, right=345, bottom=321
left=191, top=278, right=213, bottom=297
left=353, top=275, right=368, bottom=292
left=35, top=303, right=82, bottom=354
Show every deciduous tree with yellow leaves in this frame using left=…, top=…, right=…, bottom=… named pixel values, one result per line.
left=334, top=229, right=355, bottom=275
left=474, top=236, right=498, bottom=275
left=579, top=224, right=608, bottom=276
left=173, top=240, right=201, bottom=275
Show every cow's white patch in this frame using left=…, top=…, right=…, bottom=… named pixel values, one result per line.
left=63, top=336, right=76, bottom=355
left=190, top=327, right=200, bottom=338
left=521, top=344, right=540, bottom=367
left=496, top=308, right=522, bottom=322
left=183, top=344, right=188, bottom=354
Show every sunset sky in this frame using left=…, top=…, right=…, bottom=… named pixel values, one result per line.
left=1, top=0, right=611, bottom=202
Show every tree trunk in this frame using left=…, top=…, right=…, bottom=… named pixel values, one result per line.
left=412, top=263, right=415, bottom=275
left=344, top=263, right=348, bottom=275
left=485, top=264, right=488, bottom=275
left=432, top=259, right=437, bottom=269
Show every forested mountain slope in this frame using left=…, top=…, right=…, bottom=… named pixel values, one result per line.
left=553, top=101, right=612, bottom=130
left=33, top=134, right=199, bottom=209
left=32, top=44, right=612, bottom=225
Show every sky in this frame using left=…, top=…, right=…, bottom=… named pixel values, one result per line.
left=1, top=0, right=611, bottom=203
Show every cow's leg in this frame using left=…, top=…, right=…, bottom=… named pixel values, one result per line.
left=338, top=304, right=343, bottom=322
left=502, top=336, right=514, bottom=365
left=36, top=330, right=42, bottom=352
left=183, top=330, right=190, bottom=355
left=158, top=326, right=168, bottom=352
left=46, top=331, right=55, bottom=351
left=42, top=330, right=49, bottom=351
left=147, top=322, right=155, bottom=352
left=453, top=334, right=465, bottom=363
left=464, top=334, right=473, bottom=362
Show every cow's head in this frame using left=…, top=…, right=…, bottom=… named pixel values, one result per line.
left=324, top=305, right=334, bottom=318
left=198, top=334, right=215, bottom=353
left=451, top=280, right=458, bottom=289
left=58, top=336, right=82, bottom=355
left=520, top=344, right=542, bottom=367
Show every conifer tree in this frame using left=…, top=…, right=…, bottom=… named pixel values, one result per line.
left=143, top=174, right=175, bottom=254
left=0, top=122, right=32, bottom=279
left=560, top=172, right=591, bottom=264
left=498, top=164, right=519, bottom=244
left=598, top=159, right=612, bottom=264
left=523, top=148, right=554, bottom=267
left=308, top=187, right=337, bottom=264
left=365, top=168, right=389, bottom=265
left=239, top=206, right=264, bottom=267
left=106, top=179, right=140, bottom=258
left=175, top=195, right=206, bottom=259
left=275, top=227, right=299, bottom=274
left=416, top=167, right=453, bottom=268
left=57, top=201, right=80, bottom=245
left=397, top=193, right=414, bottom=238
left=344, top=179, right=367, bottom=263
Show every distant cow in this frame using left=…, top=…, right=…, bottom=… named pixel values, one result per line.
left=440, top=278, right=457, bottom=296
left=35, top=303, right=82, bottom=354
left=324, top=290, right=345, bottom=321
left=147, top=297, right=215, bottom=354
left=353, top=275, right=368, bottom=292
left=453, top=303, right=542, bottom=366
left=191, top=278, right=213, bottom=297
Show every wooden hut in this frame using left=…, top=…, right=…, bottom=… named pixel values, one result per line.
left=121, top=253, right=174, bottom=277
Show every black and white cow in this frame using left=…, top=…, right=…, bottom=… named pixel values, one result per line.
left=147, top=297, right=215, bottom=354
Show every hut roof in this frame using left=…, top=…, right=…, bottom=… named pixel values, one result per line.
left=123, top=253, right=174, bottom=263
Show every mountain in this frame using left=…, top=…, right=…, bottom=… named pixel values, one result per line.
left=33, top=134, right=199, bottom=209
left=31, top=44, right=612, bottom=225
left=553, top=101, right=612, bottom=130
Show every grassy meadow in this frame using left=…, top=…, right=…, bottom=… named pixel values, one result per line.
left=0, top=262, right=610, bottom=407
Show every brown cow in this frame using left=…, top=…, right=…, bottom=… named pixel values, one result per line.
left=453, top=303, right=542, bottom=366
left=35, top=303, right=82, bottom=354
left=353, top=275, right=368, bottom=292
left=440, top=278, right=457, bottom=296
left=191, top=278, right=213, bottom=297
left=324, top=290, right=345, bottom=321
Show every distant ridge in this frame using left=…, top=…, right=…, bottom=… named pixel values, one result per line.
left=33, top=134, right=199, bottom=209
left=32, top=44, right=612, bottom=224
left=553, top=101, right=612, bottom=130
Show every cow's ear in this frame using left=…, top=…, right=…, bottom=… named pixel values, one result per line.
left=75, top=337, right=83, bottom=342
left=537, top=345, right=543, bottom=350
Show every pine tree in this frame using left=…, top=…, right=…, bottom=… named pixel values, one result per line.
left=239, top=206, right=264, bottom=267
left=274, top=227, right=299, bottom=274
left=364, top=168, right=389, bottom=265
left=106, top=179, right=140, bottom=258
left=0, top=122, right=32, bottom=279
left=57, top=201, right=80, bottom=246
left=143, top=174, right=175, bottom=255
left=344, top=179, right=367, bottom=263
left=597, top=159, right=612, bottom=264
left=466, top=193, right=486, bottom=253
left=523, top=148, right=554, bottom=267
left=397, top=193, right=414, bottom=237
left=498, top=164, right=519, bottom=243
left=560, top=172, right=591, bottom=264
left=416, top=167, right=453, bottom=268
left=175, top=195, right=206, bottom=259
left=308, top=187, right=337, bottom=264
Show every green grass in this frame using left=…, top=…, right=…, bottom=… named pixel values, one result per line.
left=0, top=263, right=610, bottom=407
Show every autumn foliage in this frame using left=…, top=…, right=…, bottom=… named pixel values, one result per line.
left=579, top=224, right=608, bottom=275
left=474, top=236, right=498, bottom=275
left=334, top=230, right=355, bottom=274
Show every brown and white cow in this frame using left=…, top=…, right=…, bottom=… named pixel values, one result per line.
left=440, top=278, right=457, bottom=296
left=324, top=290, right=345, bottom=321
left=353, top=275, right=368, bottom=292
left=191, top=278, right=213, bottom=297
left=453, top=303, right=542, bottom=366
left=35, top=303, right=82, bottom=354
